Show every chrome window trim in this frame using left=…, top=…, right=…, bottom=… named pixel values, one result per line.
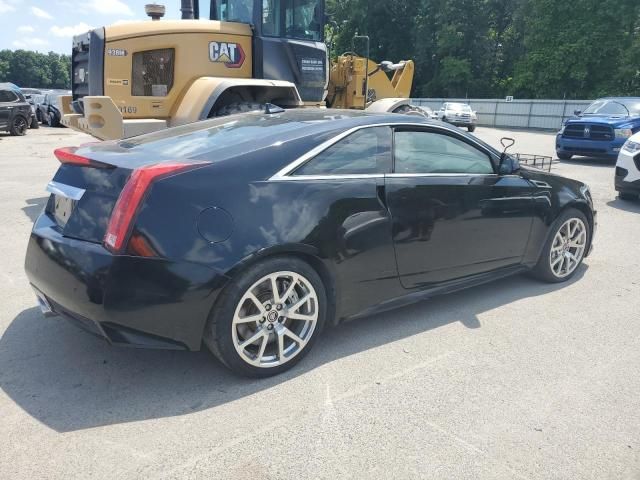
left=386, top=173, right=498, bottom=178
left=46, top=181, right=85, bottom=201
left=269, top=122, right=500, bottom=181
left=269, top=173, right=385, bottom=181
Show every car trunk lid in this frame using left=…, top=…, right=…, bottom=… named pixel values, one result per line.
left=45, top=144, right=208, bottom=247
left=46, top=161, right=133, bottom=244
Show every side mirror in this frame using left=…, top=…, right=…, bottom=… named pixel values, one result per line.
left=499, top=155, right=520, bottom=175
left=574, top=110, right=582, bottom=116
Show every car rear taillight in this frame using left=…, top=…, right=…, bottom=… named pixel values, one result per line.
left=103, top=162, right=205, bottom=254
left=54, top=146, right=110, bottom=168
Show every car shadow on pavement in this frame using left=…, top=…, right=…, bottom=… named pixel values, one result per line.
left=606, top=198, right=640, bottom=213
left=22, top=197, right=48, bottom=222
left=0, top=266, right=587, bottom=433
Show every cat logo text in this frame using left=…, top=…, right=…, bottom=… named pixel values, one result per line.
left=208, top=42, right=245, bottom=68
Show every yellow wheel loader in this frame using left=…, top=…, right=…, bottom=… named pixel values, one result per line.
left=60, top=0, right=418, bottom=140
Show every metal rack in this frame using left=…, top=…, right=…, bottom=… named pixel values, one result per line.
left=513, top=153, right=553, bottom=172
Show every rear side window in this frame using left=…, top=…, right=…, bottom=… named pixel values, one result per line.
left=293, top=127, right=392, bottom=176
left=394, top=130, right=494, bottom=174
left=132, top=48, right=175, bottom=97
left=0, top=90, right=18, bottom=102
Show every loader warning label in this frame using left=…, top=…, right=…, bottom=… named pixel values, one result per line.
left=209, top=41, right=245, bottom=68
left=297, top=56, right=326, bottom=85
left=107, top=78, right=129, bottom=86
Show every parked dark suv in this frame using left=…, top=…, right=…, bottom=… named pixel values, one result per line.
left=0, top=83, right=32, bottom=136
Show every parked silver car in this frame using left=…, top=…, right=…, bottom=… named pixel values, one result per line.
left=437, top=102, right=478, bottom=132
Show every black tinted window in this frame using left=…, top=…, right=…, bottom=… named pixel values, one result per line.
left=0, top=90, right=18, bottom=102
left=216, top=0, right=254, bottom=23
left=262, top=0, right=281, bottom=35
left=394, top=130, right=494, bottom=174
left=294, top=127, right=392, bottom=176
left=285, top=0, right=322, bottom=40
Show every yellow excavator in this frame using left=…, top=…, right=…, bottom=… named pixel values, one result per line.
left=60, top=0, right=417, bottom=140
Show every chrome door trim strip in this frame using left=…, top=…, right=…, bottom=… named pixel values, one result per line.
left=46, top=181, right=85, bottom=201
left=269, top=173, right=385, bottom=181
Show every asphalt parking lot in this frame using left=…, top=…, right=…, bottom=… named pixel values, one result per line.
left=1, top=125, right=639, bottom=480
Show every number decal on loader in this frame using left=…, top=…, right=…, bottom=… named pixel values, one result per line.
left=118, top=106, right=137, bottom=114
left=107, top=48, right=127, bottom=57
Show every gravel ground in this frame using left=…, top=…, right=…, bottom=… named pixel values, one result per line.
left=1, top=125, right=639, bottom=480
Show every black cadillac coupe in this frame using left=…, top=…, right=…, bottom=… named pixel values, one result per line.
left=25, top=110, right=596, bottom=377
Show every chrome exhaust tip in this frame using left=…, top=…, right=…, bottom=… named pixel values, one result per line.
left=32, top=287, right=56, bottom=317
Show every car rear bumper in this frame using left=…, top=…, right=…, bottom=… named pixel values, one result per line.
left=556, top=135, right=625, bottom=158
left=24, top=213, right=229, bottom=351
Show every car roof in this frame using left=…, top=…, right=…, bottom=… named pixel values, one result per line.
left=83, top=108, right=439, bottom=167
left=0, top=82, right=21, bottom=92
left=121, top=108, right=437, bottom=151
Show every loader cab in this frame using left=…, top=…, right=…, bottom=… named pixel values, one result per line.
left=212, top=0, right=328, bottom=103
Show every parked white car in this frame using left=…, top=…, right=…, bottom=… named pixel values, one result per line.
left=437, top=102, right=478, bottom=132
left=417, top=106, right=440, bottom=120
left=615, top=131, right=640, bottom=200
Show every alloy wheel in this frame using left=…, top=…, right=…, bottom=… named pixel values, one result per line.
left=15, top=117, right=27, bottom=134
left=549, top=217, right=587, bottom=278
left=232, top=271, right=319, bottom=368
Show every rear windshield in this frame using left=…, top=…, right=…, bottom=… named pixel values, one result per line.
left=118, top=113, right=312, bottom=158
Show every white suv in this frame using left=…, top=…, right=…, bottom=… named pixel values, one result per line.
left=437, top=102, right=478, bottom=132
left=615, top=131, right=640, bottom=200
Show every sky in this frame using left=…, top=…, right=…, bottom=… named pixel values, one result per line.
left=0, top=0, right=195, bottom=54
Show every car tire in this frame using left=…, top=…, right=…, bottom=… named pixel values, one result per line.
left=531, top=208, right=590, bottom=283
left=618, top=192, right=638, bottom=201
left=9, top=115, right=28, bottom=136
left=203, top=256, right=327, bottom=377
left=49, top=113, right=60, bottom=128
left=557, top=152, right=572, bottom=160
left=468, top=125, right=476, bottom=132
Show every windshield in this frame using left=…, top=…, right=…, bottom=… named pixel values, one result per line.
left=216, top=0, right=254, bottom=23
left=285, top=0, right=322, bottom=40
left=216, top=0, right=322, bottom=40
left=446, top=103, right=472, bottom=112
left=582, top=99, right=640, bottom=116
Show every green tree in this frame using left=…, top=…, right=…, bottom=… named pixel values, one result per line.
left=47, top=52, right=71, bottom=89
left=513, top=0, right=640, bottom=98
left=0, top=49, right=72, bottom=89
